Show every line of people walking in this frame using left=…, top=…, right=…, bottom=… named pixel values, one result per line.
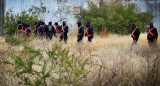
left=17, top=21, right=94, bottom=43
left=131, top=22, right=158, bottom=46
left=17, top=20, right=158, bottom=46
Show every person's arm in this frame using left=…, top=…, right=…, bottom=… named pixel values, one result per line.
left=27, top=28, right=31, bottom=34
left=147, top=28, right=149, bottom=40
left=133, top=28, right=140, bottom=38
left=91, top=27, right=94, bottom=36
left=155, top=28, right=158, bottom=40
left=81, top=27, right=84, bottom=36
left=85, top=28, right=87, bottom=36
left=40, top=27, right=43, bottom=35
left=136, top=28, right=140, bottom=36
left=65, top=26, right=69, bottom=33
left=53, top=26, right=56, bottom=36
left=18, top=25, right=22, bottom=30
left=52, top=26, right=55, bottom=32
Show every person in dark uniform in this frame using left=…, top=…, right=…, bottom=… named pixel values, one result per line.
left=25, top=24, right=32, bottom=36
left=130, top=24, right=140, bottom=44
left=77, top=22, right=84, bottom=43
left=43, top=22, right=48, bottom=37
left=38, top=22, right=44, bottom=37
left=36, top=21, right=42, bottom=35
left=85, top=22, right=94, bottom=42
left=59, top=21, right=69, bottom=44
left=33, top=22, right=37, bottom=35
left=21, top=22, right=27, bottom=34
left=55, top=22, right=62, bottom=33
left=17, top=21, right=23, bottom=34
left=46, top=22, right=55, bottom=40
left=147, top=22, right=158, bottom=46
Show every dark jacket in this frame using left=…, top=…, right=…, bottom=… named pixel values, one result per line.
left=26, top=27, right=31, bottom=35
left=147, top=26, right=158, bottom=40
left=38, top=25, right=44, bottom=35
left=131, top=27, right=140, bottom=39
left=47, top=25, right=55, bottom=33
left=36, top=21, right=42, bottom=32
left=85, top=26, right=94, bottom=37
left=17, top=24, right=23, bottom=31
left=22, top=23, right=26, bottom=32
left=55, top=25, right=62, bottom=33
left=78, top=26, right=84, bottom=36
left=44, top=24, right=48, bottom=33
left=61, top=25, right=69, bottom=34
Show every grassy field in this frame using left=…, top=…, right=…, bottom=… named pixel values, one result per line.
left=0, top=32, right=160, bottom=86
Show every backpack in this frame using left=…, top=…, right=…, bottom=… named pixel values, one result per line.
left=48, top=25, right=52, bottom=31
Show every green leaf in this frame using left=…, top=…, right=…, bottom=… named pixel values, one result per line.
left=0, top=61, right=13, bottom=65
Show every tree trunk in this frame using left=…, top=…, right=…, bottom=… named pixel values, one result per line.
left=0, top=0, right=6, bottom=29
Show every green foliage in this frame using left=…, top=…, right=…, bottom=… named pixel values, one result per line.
left=55, top=0, right=72, bottom=22
left=5, top=34, right=31, bottom=46
left=5, top=36, right=22, bottom=46
left=28, top=3, right=47, bottom=14
left=0, top=8, right=41, bottom=36
left=1, top=44, right=89, bottom=85
left=76, top=2, right=153, bottom=34
left=28, top=3, right=48, bottom=20
left=0, top=60, right=13, bottom=65
left=47, top=44, right=89, bottom=85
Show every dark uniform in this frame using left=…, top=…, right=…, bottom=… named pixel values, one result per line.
left=33, top=22, right=37, bottom=35
left=85, top=22, right=94, bottom=42
left=131, top=24, right=140, bottom=44
left=77, top=22, right=84, bottom=42
left=43, top=23, right=48, bottom=36
left=17, top=21, right=23, bottom=34
left=25, top=24, right=32, bottom=36
left=36, top=21, right=42, bottom=35
left=22, top=23, right=27, bottom=34
left=59, top=21, right=69, bottom=44
left=55, top=22, right=62, bottom=33
left=147, top=22, right=158, bottom=46
left=46, top=22, right=55, bottom=40
left=38, top=22, right=44, bottom=36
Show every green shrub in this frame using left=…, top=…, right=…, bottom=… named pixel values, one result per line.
left=5, top=36, right=21, bottom=46
left=76, top=1, right=153, bottom=34
left=0, top=4, right=46, bottom=36
left=1, top=44, right=90, bottom=86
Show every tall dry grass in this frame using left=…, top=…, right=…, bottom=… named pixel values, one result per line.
left=0, top=32, right=160, bottom=86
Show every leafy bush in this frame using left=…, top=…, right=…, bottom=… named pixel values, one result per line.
left=28, top=3, right=48, bottom=20
left=0, top=7, right=42, bottom=36
left=1, top=44, right=90, bottom=86
left=76, top=1, right=153, bottom=34
left=5, top=36, right=22, bottom=46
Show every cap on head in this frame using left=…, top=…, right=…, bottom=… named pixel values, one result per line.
left=150, top=22, right=154, bottom=27
left=130, top=23, right=136, bottom=29
left=131, top=24, right=135, bottom=27
left=17, top=21, right=21, bottom=24
left=55, top=22, right=58, bottom=26
left=26, top=24, right=30, bottom=27
left=86, top=22, right=90, bottom=27
left=63, top=21, right=66, bottom=26
left=49, top=22, right=52, bottom=25
left=41, top=22, right=45, bottom=25
left=34, top=22, right=37, bottom=25
left=77, top=22, right=81, bottom=26
left=22, top=22, right=25, bottom=25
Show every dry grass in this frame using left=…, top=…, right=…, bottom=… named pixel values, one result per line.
left=0, top=32, right=160, bottom=86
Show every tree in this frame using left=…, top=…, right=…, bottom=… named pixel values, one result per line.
left=53, top=0, right=72, bottom=22
left=76, top=1, right=153, bottom=34
left=28, top=3, right=48, bottom=21
left=0, top=8, right=40, bottom=36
